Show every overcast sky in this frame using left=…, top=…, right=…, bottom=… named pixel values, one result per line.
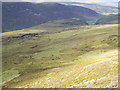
left=1, top=0, right=119, bottom=3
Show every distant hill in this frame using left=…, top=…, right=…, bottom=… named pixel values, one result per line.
left=62, top=2, right=118, bottom=15
left=2, top=2, right=101, bottom=32
left=95, top=14, right=118, bottom=25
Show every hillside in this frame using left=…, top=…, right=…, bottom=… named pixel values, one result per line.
left=95, top=14, right=118, bottom=25
left=2, top=24, right=118, bottom=88
left=2, top=2, right=101, bottom=32
left=29, top=18, right=88, bottom=30
left=62, top=2, right=118, bottom=15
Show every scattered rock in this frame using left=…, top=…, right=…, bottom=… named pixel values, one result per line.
left=7, top=33, right=39, bottom=41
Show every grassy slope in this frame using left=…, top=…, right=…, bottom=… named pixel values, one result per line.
left=28, top=18, right=88, bottom=31
left=2, top=24, right=118, bottom=88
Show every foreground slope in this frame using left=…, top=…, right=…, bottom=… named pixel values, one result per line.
left=2, top=24, right=118, bottom=88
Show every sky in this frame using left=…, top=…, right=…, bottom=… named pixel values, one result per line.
left=1, top=0, right=119, bottom=2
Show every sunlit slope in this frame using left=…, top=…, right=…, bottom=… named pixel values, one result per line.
left=2, top=24, right=118, bottom=88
